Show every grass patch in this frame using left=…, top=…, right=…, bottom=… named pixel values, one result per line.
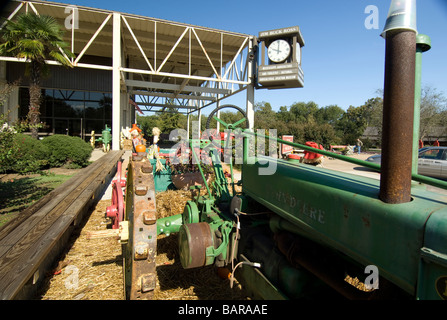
left=0, top=174, right=73, bottom=227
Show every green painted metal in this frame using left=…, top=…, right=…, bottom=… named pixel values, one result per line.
left=182, top=200, right=200, bottom=224
left=157, top=214, right=182, bottom=236
left=242, top=156, right=447, bottom=298
left=149, top=159, right=173, bottom=192
left=412, top=34, right=432, bottom=174
left=236, top=254, right=288, bottom=300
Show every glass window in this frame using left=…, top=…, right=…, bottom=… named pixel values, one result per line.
left=86, top=119, right=105, bottom=133
left=67, top=91, right=85, bottom=100
left=419, top=148, right=443, bottom=159
left=53, top=90, right=66, bottom=100
left=65, top=100, right=84, bottom=118
left=86, top=91, right=103, bottom=101
left=68, top=119, right=82, bottom=136
left=18, top=87, right=29, bottom=119
left=18, top=87, right=111, bottom=138
left=102, top=95, right=112, bottom=119
left=54, top=90, right=84, bottom=101
left=42, top=89, right=54, bottom=118
left=53, top=99, right=77, bottom=118
left=85, top=101, right=104, bottom=119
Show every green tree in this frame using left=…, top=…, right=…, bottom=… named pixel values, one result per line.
left=158, top=110, right=181, bottom=133
left=276, top=105, right=294, bottom=124
left=315, top=105, right=344, bottom=126
left=362, top=97, right=383, bottom=128
left=371, top=86, right=446, bottom=143
left=136, top=114, right=161, bottom=138
left=289, top=101, right=319, bottom=124
left=254, top=101, right=276, bottom=130
left=0, top=13, right=74, bottom=139
left=336, top=105, right=368, bottom=144
left=419, top=86, right=447, bottom=140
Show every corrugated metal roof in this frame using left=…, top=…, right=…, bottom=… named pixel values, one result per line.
left=1, top=0, right=254, bottom=112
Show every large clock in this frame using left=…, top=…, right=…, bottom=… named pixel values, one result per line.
left=267, top=39, right=291, bottom=63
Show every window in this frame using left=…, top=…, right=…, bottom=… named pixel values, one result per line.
left=419, top=148, right=444, bottom=160
left=18, top=88, right=111, bottom=140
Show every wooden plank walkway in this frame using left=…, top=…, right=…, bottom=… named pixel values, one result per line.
left=0, top=150, right=124, bottom=300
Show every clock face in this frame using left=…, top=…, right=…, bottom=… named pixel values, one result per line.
left=267, top=39, right=291, bottom=63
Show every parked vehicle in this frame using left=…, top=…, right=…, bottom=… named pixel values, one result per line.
left=365, top=147, right=447, bottom=179
left=418, top=146, right=447, bottom=179
left=365, top=154, right=381, bottom=164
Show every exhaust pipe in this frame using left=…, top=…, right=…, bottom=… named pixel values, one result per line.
left=379, top=0, right=417, bottom=204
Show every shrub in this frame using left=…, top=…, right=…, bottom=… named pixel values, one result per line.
left=41, top=134, right=93, bottom=168
left=11, top=134, right=50, bottom=173
left=0, top=116, right=17, bottom=173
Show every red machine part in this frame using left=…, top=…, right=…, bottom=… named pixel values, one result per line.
left=303, top=141, right=324, bottom=160
left=106, top=160, right=126, bottom=229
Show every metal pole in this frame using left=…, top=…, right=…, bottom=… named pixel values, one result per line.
left=112, top=12, right=121, bottom=150
left=380, top=30, right=416, bottom=204
left=246, top=37, right=255, bottom=131
left=412, top=34, right=431, bottom=174
left=379, top=0, right=418, bottom=204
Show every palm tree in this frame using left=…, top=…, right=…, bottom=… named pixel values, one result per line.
left=0, top=13, right=74, bottom=139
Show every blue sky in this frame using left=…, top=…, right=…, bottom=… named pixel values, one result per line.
left=62, top=0, right=447, bottom=112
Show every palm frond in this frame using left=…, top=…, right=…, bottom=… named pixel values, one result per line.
left=0, top=13, right=73, bottom=65
left=48, top=51, right=73, bottom=67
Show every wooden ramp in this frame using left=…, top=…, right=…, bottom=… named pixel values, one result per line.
left=0, top=150, right=124, bottom=300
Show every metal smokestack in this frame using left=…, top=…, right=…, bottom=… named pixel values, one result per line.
left=379, top=0, right=417, bottom=204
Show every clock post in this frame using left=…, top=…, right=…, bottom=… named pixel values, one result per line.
left=257, top=26, right=305, bottom=89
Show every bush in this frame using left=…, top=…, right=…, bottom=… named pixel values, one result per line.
left=0, top=117, right=17, bottom=173
left=41, top=134, right=93, bottom=168
left=11, top=134, right=50, bottom=173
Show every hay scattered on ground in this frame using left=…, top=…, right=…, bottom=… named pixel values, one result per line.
left=156, top=189, right=193, bottom=218
left=39, top=200, right=124, bottom=300
left=39, top=188, right=248, bottom=300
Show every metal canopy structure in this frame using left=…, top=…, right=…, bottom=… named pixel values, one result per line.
left=0, top=0, right=256, bottom=149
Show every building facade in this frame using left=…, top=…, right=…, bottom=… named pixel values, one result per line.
left=0, top=0, right=256, bottom=148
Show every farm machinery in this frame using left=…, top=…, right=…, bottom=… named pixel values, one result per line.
left=108, top=1, right=447, bottom=300
left=112, top=104, right=447, bottom=300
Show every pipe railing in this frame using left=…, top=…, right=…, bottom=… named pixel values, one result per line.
left=242, top=129, right=447, bottom=191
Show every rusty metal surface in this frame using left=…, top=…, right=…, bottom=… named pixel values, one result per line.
left=179, top=222, right=214, bottom=269
left=380, top=30, right=416, bottom=204
left=123, top=154, right=157, bottom=299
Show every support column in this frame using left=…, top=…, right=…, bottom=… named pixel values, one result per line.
left=112, top=12, right=121, bottom=150
left=197, top=104, right=202, bottom=137
left=246, top=37, right=255, bottom=130
left=186, top=113, right=190, bottom=140
left=216, top=97, right=220, bottom=133
left=412, top=34, right=431, bottom=174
